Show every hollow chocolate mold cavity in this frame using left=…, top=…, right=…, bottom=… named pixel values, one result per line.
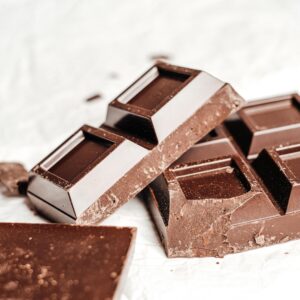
left=48, top=132, right=114, bottom=184
left=226, top=94, right=300, bottom=159
left=174, top=158, right=250, bottom=200
left=124, top=67, right=190, bottom=110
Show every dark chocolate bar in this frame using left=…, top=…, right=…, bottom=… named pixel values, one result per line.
left=145, top=94, right=300, bottom=258
left=27, top=62, right=244, bottom=224
left=0, top=223, right=136, bottom=300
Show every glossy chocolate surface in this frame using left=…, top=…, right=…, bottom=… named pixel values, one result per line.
left=49, top=133, right=114, bottom=183
left=127, top=68, right=189, bottom=110
left=27, top=62, right=244, bottom=224
left=145, top=96, right=300, bottom=257
left=226, top=94, right=300, bottom=159
left=0, top=223, right=136, bottom=300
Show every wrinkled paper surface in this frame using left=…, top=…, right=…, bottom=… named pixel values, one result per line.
left=1, top=1, right=300, bottom=299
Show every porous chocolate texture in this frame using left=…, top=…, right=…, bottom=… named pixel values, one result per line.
left=0, top=223, right=136, bottom=300
left=27, top=62, right=244, bottom=224
left=145, top=94, right=300, bottom=258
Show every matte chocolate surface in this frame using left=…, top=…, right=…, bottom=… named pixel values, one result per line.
left=0, top=162, right=29, bottom=196
left=27, top=62, right=244, bottom=224
left=0, top=223, right=136, bottom=300
left=145, top=94, right=300, bottom=257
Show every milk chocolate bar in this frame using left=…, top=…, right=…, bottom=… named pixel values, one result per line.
left=27, top=62, right=244, bottom=224
left=0, top=223, right=136, bottom=300
left=145, top=94, right=300, bottom=257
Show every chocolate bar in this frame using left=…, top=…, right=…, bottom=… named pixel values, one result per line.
left=0, top=223, right=136, bottom=299
left=27, top=62, right=244, bottom=224
left=145, top=94, right=300, bottom=257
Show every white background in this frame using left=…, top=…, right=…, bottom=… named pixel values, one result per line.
left=1, top=1, right=300, bottom=299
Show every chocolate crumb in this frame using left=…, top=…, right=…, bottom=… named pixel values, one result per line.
left=85, top=94, right=102, bottom=102
left=216, top=262, right=220, bottom=265
left=254, top=234, right=265, bottom=246
left=0, top=163, right=29, bottom=196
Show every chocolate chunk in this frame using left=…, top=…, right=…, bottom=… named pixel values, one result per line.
left=143, top=95, right=300, bottom=257
left=27, top=62, right=244, bottom=224
left=0, top=163, right=29, bottom=196
left=0, top=223, right=136, bottom=299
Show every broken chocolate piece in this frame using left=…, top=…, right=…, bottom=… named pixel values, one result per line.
left=144, top=97, right=300, bottom=257
left=0, top=162, right=29, bottom=196
left=27, top=62, right=244, bottom=224
left=226, top=93, right=300, bottom=159
left=0, top=223, right=136, bottom=300
left=146, top=132, right=279, bottom=257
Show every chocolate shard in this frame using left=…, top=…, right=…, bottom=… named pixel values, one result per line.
left=0, top=223, right=136, bottom=300
left=225, top=93, right=300, bottom=159
left=27, top=62, right=244, bottom=224
left=0, top=162, right=29, bottom=196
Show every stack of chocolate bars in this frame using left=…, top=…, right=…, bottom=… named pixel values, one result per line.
left=1, top=62, right=300, bottom=299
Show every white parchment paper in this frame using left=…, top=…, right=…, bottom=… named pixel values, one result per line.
left=1, top=1, right=300, bottom=299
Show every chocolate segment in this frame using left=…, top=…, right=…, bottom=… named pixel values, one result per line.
left=0, top=223, right=136, bottom=300
left=226, top=94, right=300, bottom=159
left=145, top=95, right=300, bottom=257
left=27, top=62, right=244, bottom=224
left=253, top=144, right=300, bottom=213
left=146, top=132, right=279, bottom=257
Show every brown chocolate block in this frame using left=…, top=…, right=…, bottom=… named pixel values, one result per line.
left=226, top=93, right=300, bottom=159
left=27, top=62, right=244, bottom=224
left=146, top=151, right=280, bottom=258
left=145, top=94, right=300, bottom=258
left=0, top=223, right=136, bottom=300
left=0, top=162, right=29, bottom=196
